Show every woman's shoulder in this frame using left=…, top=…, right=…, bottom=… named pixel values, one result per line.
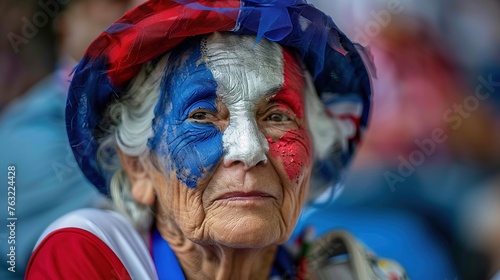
left=34, top=208, right=142, bottom=243
left=27, top=208, right=158, bottom=280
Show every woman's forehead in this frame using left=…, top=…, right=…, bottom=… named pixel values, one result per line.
left=166, top=33, right=304, bottom=104
left=204, top=33, right=285, bottom=103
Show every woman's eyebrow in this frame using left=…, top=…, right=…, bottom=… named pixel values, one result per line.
left=266, top=86, right=282, bottom=98
left=176, top=81, right=217, bottom=107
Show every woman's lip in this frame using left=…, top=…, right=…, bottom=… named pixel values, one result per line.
left=217, top=191, right=275, bottom=200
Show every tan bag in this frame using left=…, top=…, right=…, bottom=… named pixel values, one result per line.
left=308, top=230, right=409, bottom=280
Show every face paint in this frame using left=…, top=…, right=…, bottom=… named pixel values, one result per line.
left=149, top=34, right=311, bottom=189
left=204, top=33, right=285, bottom=168
left=205, top=34, right=311, bottom=182
left=149, top=39, right=223, bottom=188
left=267, top=49, right=312, bottom=182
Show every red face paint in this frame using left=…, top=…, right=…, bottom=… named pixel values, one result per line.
left=268, top=129, right=312, bottom=183
left=267, top=48, right=312, bottom=182
left=270, top=49, right=305, bottom=119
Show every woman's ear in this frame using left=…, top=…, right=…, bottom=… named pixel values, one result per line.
left=118, top=151, right=156, bottom=206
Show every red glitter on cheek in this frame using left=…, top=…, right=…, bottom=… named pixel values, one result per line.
left=266, top=47, right=311, bottom=184
left=267, top=127, right=312, bottom=183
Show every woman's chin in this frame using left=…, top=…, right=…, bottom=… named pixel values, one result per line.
left=206, top=214, right=286, bottom=249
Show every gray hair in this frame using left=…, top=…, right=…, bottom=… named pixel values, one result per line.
left=97, top=54, right=169, bottom=230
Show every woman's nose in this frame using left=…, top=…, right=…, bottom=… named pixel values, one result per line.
left=222, top=115, right=268, bottom=169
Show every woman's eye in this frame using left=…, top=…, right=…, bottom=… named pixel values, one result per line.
left=190, top=112, right=213, bottom=121
left=267, top=113, right=290, bottom=122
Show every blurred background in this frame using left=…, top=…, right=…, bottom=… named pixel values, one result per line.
left=0, top=0, right=143, bottom=279
left=296, top=0, right=500, bottom=279
left=1, top=0, right=499, bottom=279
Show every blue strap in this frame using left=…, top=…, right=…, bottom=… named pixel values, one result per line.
left=152, top=227, right=186, bottom=280
left=152, top=226, right=295, bottom=279
left=270, top=245, right=296, bottom=278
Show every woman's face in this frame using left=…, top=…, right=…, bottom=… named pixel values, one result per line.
left=149, top=34, right=312, bottom=248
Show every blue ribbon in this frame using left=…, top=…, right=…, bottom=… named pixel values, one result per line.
left=152, top=227, right=186, bottom=280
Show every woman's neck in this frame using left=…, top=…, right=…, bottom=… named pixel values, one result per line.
left=182, top=244, right=277, bottom=280
left=156, top=220, right=277, bottom=280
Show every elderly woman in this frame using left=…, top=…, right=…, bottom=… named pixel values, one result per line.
left=25, top=0, right=402, bottom=279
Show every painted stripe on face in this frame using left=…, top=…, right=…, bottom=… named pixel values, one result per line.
left=149, top=34, right=311, bottom=189
left=149, top=39, right=223, bottom=188
left=204, top=33, right=285, bottom=168
left=267, top=49, right=312, bottom=182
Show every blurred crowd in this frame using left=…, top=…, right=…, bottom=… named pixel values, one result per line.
left=1, top=0, right=500, bottom=279
left=0, top=0, right=144, bottom=278
left=302, top=0, right=500, bottom=279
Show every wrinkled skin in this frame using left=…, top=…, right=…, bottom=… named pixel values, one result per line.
left=123, top=33, right=313, bottom=280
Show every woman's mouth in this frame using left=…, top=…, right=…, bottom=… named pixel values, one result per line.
left=216, top=191, right=275, bottom=201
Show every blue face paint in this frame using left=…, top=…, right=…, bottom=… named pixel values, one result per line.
left=149, top=38, right=223, bottom=188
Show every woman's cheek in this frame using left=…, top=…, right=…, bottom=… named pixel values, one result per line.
left=152, top=119, right=223, bottom=188
left=267, top=127, right=312, bottom=185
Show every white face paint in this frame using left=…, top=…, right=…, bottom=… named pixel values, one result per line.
left=152, top=34, right=313, bottom=252
left=203, top=33, right=285, bottom=168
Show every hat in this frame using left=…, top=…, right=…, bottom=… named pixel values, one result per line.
left=67, top=0, right=372, bottom=196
